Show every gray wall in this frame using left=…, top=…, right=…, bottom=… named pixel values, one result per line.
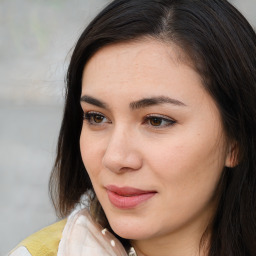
left=0, top=0, right=110, bottom=254
left=1, top=0, right=255, bottom=254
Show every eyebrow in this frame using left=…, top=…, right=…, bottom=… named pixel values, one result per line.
left=80, top=95, right=108, bottom=109
left=130, top=96, right=186, bottom=110
left=80, top=95, right=186, bottom=110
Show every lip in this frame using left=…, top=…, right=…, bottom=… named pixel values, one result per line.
left=105, top=185, right=157, bottom=209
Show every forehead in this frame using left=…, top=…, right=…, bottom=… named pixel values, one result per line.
left=81, top=39, right=199, bottom=94
left=86, top=39, right=182, bottom=66
left=85, top=39, right=188, bottom=68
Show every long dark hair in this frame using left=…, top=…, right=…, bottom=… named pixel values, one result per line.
left=49, top=0, right=256, bottom=255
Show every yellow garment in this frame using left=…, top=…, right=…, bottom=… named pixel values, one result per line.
left=11, top=219, right=67, bottom=256
left=10, top=208, right=131, bottom=256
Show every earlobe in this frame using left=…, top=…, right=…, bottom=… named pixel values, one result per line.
left=225, top=142, right=239, bottom=168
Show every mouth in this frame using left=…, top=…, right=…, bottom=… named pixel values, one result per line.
left=105, top=185, right=157, bottom=209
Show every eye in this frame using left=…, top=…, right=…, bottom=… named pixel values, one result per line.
left=144, top=115, right=176, bottom=128
left=83, top=111, right=110, bottom=125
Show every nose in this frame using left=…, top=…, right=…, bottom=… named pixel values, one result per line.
left=102, top=126, right=142, bottom=173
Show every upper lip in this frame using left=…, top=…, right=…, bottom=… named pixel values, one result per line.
left=105, top=185, right=157, bottom=196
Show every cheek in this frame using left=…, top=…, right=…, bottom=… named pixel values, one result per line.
left=142, top=140, right=225, bottom=231
left=143, top=133, right=226, bottom=198
left=80, top=129, right=104, bottom=178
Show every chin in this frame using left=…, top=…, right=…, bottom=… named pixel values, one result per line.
left=112, top=227, right=148, bottom=240
left=107, top=214, right=153, bottom=240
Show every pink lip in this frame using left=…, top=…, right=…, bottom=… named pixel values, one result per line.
left=105, top=185, right=157, bottom=209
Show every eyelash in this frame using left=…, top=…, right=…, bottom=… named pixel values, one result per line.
left=83, top=111, right=176, bottom=128
left=83, top=111, right=111, bottom=125
left=143, top=114, right=176, bottom=128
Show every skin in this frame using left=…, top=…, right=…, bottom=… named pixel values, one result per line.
left=80, top=39, right=233, bottom=256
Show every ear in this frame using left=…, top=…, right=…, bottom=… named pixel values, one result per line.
left=225, top=141, right=239, bottom=168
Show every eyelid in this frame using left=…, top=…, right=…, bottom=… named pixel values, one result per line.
left=83, top=110, right=104, bottom=118
left=146, top=113, right=175, bottom=120
left=83, top=110, right=176, bottom=129
left=83, top=111, right=111, bottom=125
left=144, top=114, right=176, bottom=128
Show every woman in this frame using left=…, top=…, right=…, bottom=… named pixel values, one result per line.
left=9, top=0, right=256, bottom=255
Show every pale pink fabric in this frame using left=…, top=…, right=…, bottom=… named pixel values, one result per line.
left=57, top=208, right=129, bottom=256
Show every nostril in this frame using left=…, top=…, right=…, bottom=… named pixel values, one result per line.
left=101, top=129, right=142, bottom=173
left=102, top=149, right=142, bottom=173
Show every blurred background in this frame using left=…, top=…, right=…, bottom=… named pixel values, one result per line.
left=0, top=0, right=255, bottom=254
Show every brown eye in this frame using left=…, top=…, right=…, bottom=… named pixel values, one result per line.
left=93, top=115, right=104, bottom=123
left=83, top=112, right=109, bottom=125
left=149, top=117, right=163, bottom=126
left=145, top=115, right=176, bottom=128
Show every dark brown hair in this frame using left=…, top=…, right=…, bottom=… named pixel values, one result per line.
left=50, top=0, right=256, bottom=255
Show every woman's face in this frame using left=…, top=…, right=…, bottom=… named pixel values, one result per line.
left=80, top=39, right=231, bottom=249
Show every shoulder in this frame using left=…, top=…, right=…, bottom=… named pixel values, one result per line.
left=9, top=219, right=67, bottom=256
left=9, top=208, right=128, bottom=256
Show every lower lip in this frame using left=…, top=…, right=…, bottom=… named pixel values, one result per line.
left=106, top=190, right=156, bottom=209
